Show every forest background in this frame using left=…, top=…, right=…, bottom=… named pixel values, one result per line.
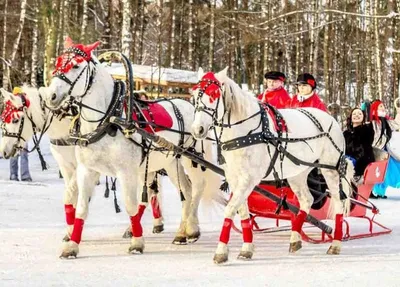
left=1, top=0, right=400, bottom=113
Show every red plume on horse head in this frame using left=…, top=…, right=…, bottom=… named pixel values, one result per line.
left=53, top=37, right=101, bottom=75
left=63, top=36, right=101, bottom=61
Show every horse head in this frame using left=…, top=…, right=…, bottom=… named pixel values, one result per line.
left=43, top=36, right=100, bottom=110
left=191, top=67, right=229, bottom=139
left=0, top=88, right=34, bottom=158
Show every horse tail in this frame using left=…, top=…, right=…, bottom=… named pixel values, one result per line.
left=201, top=140, right=223, bottom=203
left=328, top=157, right=353, bottom=219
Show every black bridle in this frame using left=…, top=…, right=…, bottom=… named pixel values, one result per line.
left=1, top=93, right=54, bottom=161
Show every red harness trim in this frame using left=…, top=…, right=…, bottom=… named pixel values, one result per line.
left=265, top=106, right=287, bottom=133
left=130, top=103, right=173, bottom=134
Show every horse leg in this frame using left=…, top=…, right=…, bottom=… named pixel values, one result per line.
left=180, top=157, right=205, bottom=243
left=62, top=169, right=77, bottom=242
left=60, top=165, right=99, bottom=258
left=287, top=170, right=314, bottom=253
left=118, top=172, right=146, bottom=254
left=214, top=177, right=255, bottom=264
left=122, top=172, right=164, bottom=238
left=149, top=172, right=164, bottom=234
left=237, top=200, right=254, bottom=260
left=165, top=160, right=192, bottom=245
left=321, top=166, right=351, bottom=255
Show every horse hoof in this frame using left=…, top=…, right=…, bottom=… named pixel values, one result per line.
left=289, top=241, right=302, bottom=253
left=187, top=231, right=201, bottom=244
left=237, top=251, right=253, bottom=260
left=128, top=246, right=144, bottom=254
left=62, top=234, right=70, bottom=242
left=327, top=245, right=341, bottom=255
left=60, top=241, right=79, bottom=259
left=59, top=250, right=77, bottom=259
left=122, top=230, right=133, bottom=239
left=172, top=236, right=187, bottom=245
left=213, top=253, right=228, bottom=264
left=152, top=224, right=164, bottom=234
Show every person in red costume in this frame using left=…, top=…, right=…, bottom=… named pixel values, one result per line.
left=257, top=71, right=291, bottom=109
left=290, top=73, right=327, bottom=112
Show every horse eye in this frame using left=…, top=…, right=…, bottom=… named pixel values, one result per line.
left=73, top=65, right=79, bottom=69
left=12, top=118, right=19, bottom=124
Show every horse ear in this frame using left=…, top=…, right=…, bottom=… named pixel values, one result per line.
left=85, top=41, right=101, bottom=53
left=0, top=88, right=21, bottom=106
left=0, top=88, right=12, bottom=103
left=64, top=36, right=74, bottom=49
left=197, top=67, right=205, bottom=81
left=220, top=66, right=229, bottom=78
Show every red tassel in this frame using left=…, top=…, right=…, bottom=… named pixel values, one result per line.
left=334, top=214, right=344, bottom=241
left=219, top=218, right=233, bottom=244
left=64, top=204, right=75, bottom=225
left=241, top=218, right=253, bottom=243
left=130, top=205, right=146, bottom=237
left=151, top=196, right=162, bottom=219
left=292, top=210, right=307, bottom=232
left=70, top=218, right=84, bottom=244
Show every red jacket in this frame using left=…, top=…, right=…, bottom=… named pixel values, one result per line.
left=289, top=93, right=327, bottom=112
left=257, top=87, right=291, bottom=109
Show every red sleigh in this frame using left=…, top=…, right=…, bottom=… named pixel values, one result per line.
left=232, top=160, right=392, bottom=243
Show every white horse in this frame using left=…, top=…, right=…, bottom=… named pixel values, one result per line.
left=0, top=87, right=165, bottom=239
left=40, top=38, right=220, bottom=258
left=191, top=68, right=353, bottom=264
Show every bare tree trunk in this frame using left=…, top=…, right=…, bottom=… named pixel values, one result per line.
left=208, top=0, right=216, bottom=71
left=187, top=0, right=194, bottom=69
left=43, top=0, right=60, bottom=86
left=80, top=0, right=89, bottom=42
left=373, top=0, right=383, bottom=100
left=2, top=0, right=9, bottom=89
left=2, top=0, right=27, bottom=90
left=169, top=1, right=176, bottom=68
left=121, top=0, right=131, bottom=56
left=366, top=0, right=373, bottom=100
left=323, top=9, right=330, bottom=102
left=57, top=0, right=66, bottom=55
left=102, top=0, right=112, bottom=49
left=261, top=2, right=269, bottom=73
left=31, top=0, right=39, bottom=87
left=137, top=1, right=146, bottom=64
left=156, top=0, right=163, bottom=96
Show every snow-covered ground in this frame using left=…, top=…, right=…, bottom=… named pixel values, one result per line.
left=1, top=137, right=400, bottom=287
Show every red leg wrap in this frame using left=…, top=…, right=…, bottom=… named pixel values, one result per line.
left=65, top=204, right=75, bottom=225
left=130, top=205, right=146, bottom=237
left=334, top=214, right=344, bottom=241
left=151, top=196, right=162, bottom=219
left=241, top=218, right=253, bottom=243
left=219, top=218, right=233, bottom=244
left=292, top=210, right=307, bottom=233
left=70, top=218, right=84, bottom=244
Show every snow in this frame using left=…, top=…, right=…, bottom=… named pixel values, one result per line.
left=103, top=63, right=199, bottom=85
left=1, top=137, right=400, bottom=286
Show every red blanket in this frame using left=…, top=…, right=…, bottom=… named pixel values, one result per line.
left=131, top=103, right=173, bottom=133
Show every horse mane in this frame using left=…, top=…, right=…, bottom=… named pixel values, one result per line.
left=22, top=84, right=46, bottom=129
left=219, top=75, right=258, bottom=120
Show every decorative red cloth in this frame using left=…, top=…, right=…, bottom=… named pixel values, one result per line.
left=192, top=72, right=222, bottom=103
left=257, top=87, right=291, bottom=109
left=131, top=103, right=173, bottom=133
left=289, top=92, right=327, bottom=112
left=1, top=94, right=30, bottom=123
